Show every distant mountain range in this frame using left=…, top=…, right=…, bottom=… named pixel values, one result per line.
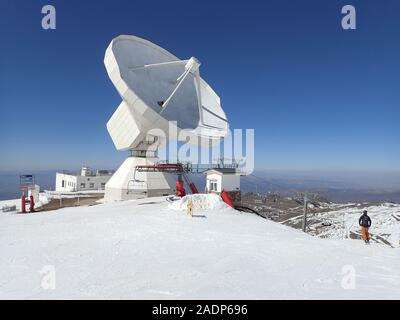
left=1, top=169, right=399, bottom=203
left=238, top=171, right=400, bottom=203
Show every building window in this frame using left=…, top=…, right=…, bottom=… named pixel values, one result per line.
left=101, top=183, right=106, bottom=189
left=89, top=183, right=94, bottom=189
left=210, top=179, right=218, bottom=192
left=80, top=183, right=86, bottom=189
left=61, top=180, right=65, bottom=188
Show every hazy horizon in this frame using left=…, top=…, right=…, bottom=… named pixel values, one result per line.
left=1, top=167, right=399, bottom=192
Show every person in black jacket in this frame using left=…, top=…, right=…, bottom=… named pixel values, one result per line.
left=359, top=210, right=372, bottom=244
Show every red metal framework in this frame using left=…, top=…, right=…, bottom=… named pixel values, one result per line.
left=134, top=163, right=199, bottom=195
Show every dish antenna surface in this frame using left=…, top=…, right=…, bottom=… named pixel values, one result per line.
left=104, top=35, right=229, bottom=201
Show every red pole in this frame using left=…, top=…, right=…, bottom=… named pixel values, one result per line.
left=21, top=192, right=26, bottom=214
left=221, top=190, right=234, bottom=208
left=29, top=195, right=35, bottom=213
left=189, top=182, right=199, bottom=194
left=175, top=179, right=186, bottom=197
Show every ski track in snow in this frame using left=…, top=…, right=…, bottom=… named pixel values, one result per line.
left=0, top=195, right=399, bottom=299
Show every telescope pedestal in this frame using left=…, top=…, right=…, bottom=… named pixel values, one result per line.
left=104, top=156, right=176, bottom=202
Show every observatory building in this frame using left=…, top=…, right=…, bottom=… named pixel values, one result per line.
left=103, top=35, right=229, bottom=201
left=56, top=167, right=113, bottom=192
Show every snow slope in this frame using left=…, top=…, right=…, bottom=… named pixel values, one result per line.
left=312, top=203, right=400, bottom=247
left=280, top=202, right=400, bottom=248
left=1, top=195, right=399, bottom=299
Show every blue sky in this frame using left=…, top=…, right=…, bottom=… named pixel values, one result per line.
left=0, top=0, right=399, bottom=173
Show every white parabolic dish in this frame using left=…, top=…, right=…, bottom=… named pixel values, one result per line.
left=104, top=35, right=229, bottom=151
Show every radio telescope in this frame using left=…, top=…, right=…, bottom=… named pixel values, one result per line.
left=104, top=35, right=229, bottom=201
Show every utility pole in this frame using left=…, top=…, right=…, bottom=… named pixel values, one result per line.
left=302, top=192, right=308, bottom=233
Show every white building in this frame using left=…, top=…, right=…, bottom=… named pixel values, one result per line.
left=204, top=168, right=243, bottom=205
left=56, top=167, right=113, bottom=192
left=204, top=168, right=241, bottom=193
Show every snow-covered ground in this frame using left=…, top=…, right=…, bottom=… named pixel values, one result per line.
left=0, top=191, right=102, bottom=213
left=312, top=203, right=400, bottom=247
left=281, top=202, right=400, bottom=248
left=0, top=193, right=50, bottom=212
left=1, top=195, right=399, bottom=299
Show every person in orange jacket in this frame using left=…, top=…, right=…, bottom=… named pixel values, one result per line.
left=359, top=210, right=371, bottom=244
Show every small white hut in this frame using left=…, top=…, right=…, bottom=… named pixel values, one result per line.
left=204, top=168, right=241, bottom=194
